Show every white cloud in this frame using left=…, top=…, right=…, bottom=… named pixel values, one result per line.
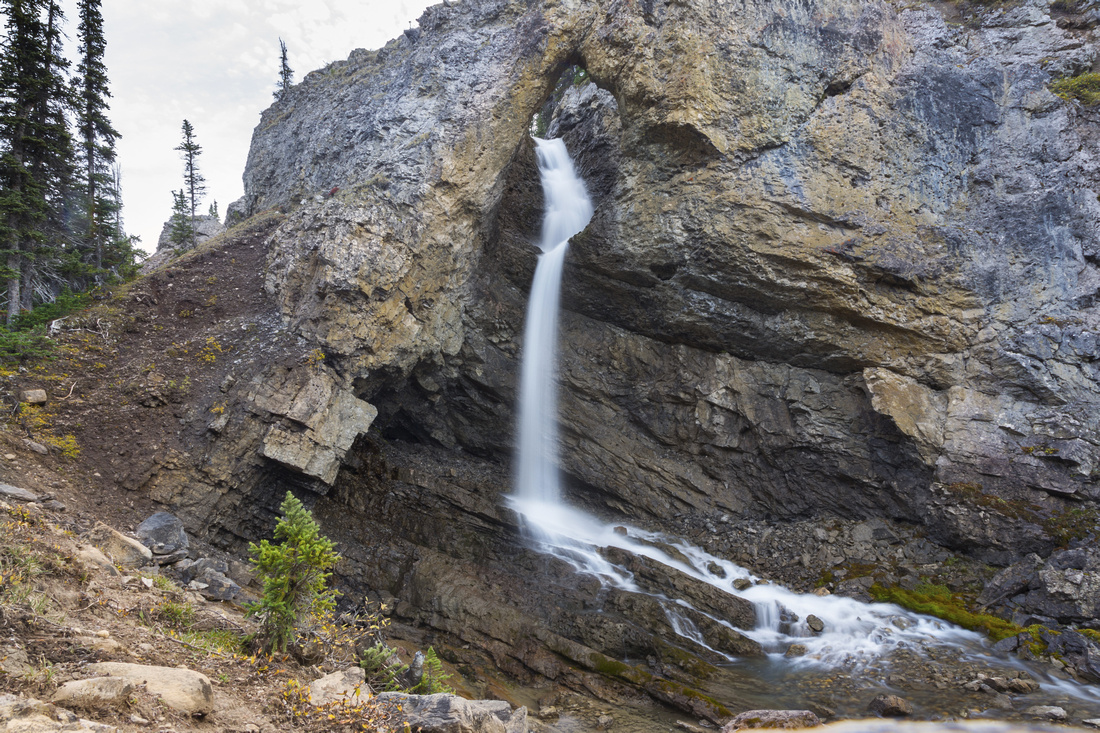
left=59, top=0, right=434, bottom=252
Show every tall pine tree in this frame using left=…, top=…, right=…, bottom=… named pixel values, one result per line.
left=74, top=0, right=119, bottom=274
left=0, top=0, right=74, bottom=322
left=174, top=119, right=204, bottom=249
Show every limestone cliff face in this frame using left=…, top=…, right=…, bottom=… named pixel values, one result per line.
left=234, top=0, right=1099, bottom=560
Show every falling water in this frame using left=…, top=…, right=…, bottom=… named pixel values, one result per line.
left=513, top=138, right=593, bottom=519
left=508, top=137, right=1100, bottom=710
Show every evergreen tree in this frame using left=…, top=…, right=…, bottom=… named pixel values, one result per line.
left=247, top=491, right=340, bottom=652
left=173, top=119, right=204, bottom=249
left=0, top=0, right=76, bottom=323
left=74, top=0, right=119, bottom=273
left=167, top=189, right=191, bottom=248
left=274, top=38, right=293, bottom=101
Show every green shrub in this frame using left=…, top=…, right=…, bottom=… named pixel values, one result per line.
left=360, top=642, right=409, bottom=692
left=412, top=647, right=453, bottom=695
left=247, top=491, right=341, bottom=652
left=1051, top=73, right=1100, bottom=106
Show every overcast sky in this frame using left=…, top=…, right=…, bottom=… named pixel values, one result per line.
left=58, top=0, right=435, bottom=253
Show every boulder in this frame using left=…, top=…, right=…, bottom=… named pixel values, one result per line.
left=867, top=694, right=912, bottom=717
left=51, top=678, right=134, bottom=709
left=308, top=667, right=368, bottom=707
left=135, top=512, right=188, bottom=556
left=85, top=663, right=213, bottom=716
left=86, top=525, right=152, bottom=569
left=720, top=710, right=822, bottom=731
left=0, top=484, right=38, bottom=503
left=374, top=692, right=527, bottom=733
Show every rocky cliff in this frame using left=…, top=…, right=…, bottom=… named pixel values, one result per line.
left=42, top=0, right=1100, bottom=722
left=235, top=0, right=1099, bottom=549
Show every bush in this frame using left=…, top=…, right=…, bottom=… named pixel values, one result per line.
left=1051, top=72, right=1100, bottom=106
left=247, top=491, right=341, bottom=652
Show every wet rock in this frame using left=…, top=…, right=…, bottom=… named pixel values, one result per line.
left=602, top=547, right=755, bottom=630
left=720, top=710, right=821, bottom=731
left=596, top=714, right=614, bottom=730
left=807, top=615, right=825, bottom=633
left=1024, top=705, right=1066, bottom=721
left=85, top=663, right=213, bottom=716
left=733, top=579, right=753, bottom=591
left=784, top=644, right=808, bottom=658
left=867, top=694, right=913, bottom=717
left=136, top=512, right=189, bottom=556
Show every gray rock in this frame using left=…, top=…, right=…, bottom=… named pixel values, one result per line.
left=867, top=694, right=913, bottom=717
left=0, top=483, right=38, bottom=503
left=1024, top=705, right=1067, bottom=721
left=192, top=570, right=240, bottom=601
left=720, top=710, right=822, bottom=731
left=806, top=615, right=825, bottom=633
left=21, top=439, right=48, bottom=455
left=784, top=644, right=808, bottom=658
left=135, top=512, right=189, bottom=555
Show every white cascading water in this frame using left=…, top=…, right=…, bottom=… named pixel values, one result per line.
left=509, top=137, right=1100, bottom=703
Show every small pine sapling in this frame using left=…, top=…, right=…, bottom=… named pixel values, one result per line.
left=247, top=491, right=341, bottom=652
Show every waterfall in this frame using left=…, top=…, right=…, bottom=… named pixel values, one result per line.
left=506, top=137, right=1100, bottom=708
left=513, top=138, right=593, bottom=517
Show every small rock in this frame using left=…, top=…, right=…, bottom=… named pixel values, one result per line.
left=42, top=499, right=66, bottom=511
left=141, top=577, right=154, bottom=588
left=784, top=644, right=808, bottom=658
left=733, top=578, right=753, bottom=591
left=0, top=483, right=39, bottom=502
left=22, top=439, right=49, bottom=454
left=1082, top=719, right=1100, bottom=728
left=538, top=706, right=559, bottom=720
left=0, top=647, right=33, bottom=676
left=3, top=453, right=15, bottom=460
left=192, top=570, right=240, bottom=601
left=1008, top=677, right=1040, bottom=694
left=131, top=714, right=150, bottom=724
left=1025, top=705, right=1066, bottom=720
left=52, top=678, right=134, bottom=709
left=596, top=714, right=614, bottom=730
left=813, top=587, right=831, bottom=596
left=720, top=709, right=822, bottom=731
left=94, top=630, right=110, bottom=638
left=75, top=636, right=125, bottom=654
left=613, top=526, right=628, bottom=535
left=868, top=694, right=913, bottom=717
left=806, top=615, right=824, bottom=633
left=19, top=389, right=47, bottom=404
left=153, top=548, right=189, bottom=566
left=308, top=667, right=369, bottom=707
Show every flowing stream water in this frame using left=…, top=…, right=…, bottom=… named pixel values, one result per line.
left=508, top=137, right=1100, bottom=717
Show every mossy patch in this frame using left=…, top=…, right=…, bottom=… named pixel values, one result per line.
left=869, top=582, right=1023, bottom=641
left=1051, top=73, right=1100, bottom=106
